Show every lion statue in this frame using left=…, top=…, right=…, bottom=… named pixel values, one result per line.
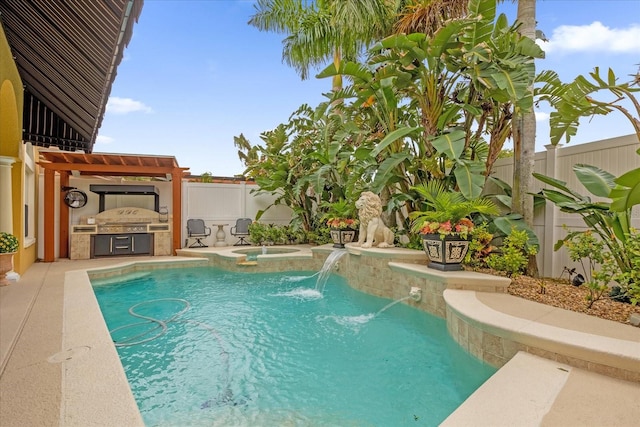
left=354, top=191, right=394, bottom=248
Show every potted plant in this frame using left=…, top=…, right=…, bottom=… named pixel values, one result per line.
left=321, top=199, right=359, bottom=248
left=0, top=231, right=19, bottom=286
left=409, top=182, right=498, bottom=271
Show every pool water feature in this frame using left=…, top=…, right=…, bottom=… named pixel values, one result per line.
left=315, top=249, right=346, bottom=293
left=92, top=267, right=496, bottom=426
left=232, top=247, right=300, bottom=261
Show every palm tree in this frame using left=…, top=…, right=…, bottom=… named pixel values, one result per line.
left=509, top=0, right=538, bottom=275
left=248, top=0, right=397, bottom=92
left=394, top=0, right=469, bottom=35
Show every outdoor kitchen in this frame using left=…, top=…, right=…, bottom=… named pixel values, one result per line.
left=69, top=184, right=172, bottom=259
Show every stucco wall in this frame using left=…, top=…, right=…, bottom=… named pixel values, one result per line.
left=1, top=23, right=37, bottom=274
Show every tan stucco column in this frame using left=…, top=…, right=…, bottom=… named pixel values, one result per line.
left=0, top=156, right=16, bottom=233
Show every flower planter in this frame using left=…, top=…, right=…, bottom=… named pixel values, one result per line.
left=330, top=228, right=358, bottom=249
left=0, top=252, right=15, bottom=286
left=421, top=233, right=470, bottom=271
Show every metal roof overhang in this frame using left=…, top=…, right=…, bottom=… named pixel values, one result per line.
left=0, top=0, right=144, bottom=152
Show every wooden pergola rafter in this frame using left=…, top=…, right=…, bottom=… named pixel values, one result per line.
left=38, top=151, right=189, bottom=261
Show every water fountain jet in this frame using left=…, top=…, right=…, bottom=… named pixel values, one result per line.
left=315, top=249, right=347, bottom=294
left=409, top=287, right=422, bottom=302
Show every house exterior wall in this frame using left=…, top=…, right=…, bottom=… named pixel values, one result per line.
left=0, top=24, right=38, bottom=275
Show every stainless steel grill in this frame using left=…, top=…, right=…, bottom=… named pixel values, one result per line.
left=97, top=223, right=149, bottom=234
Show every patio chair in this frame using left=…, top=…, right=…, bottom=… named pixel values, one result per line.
left=230, top=218, right=252, bottom=246
left=186, top=219, right=211, bottom=248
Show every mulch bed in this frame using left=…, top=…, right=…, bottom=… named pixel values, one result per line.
left=505, top=273, right=640, bottom=325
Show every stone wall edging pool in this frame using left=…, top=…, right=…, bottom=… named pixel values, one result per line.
left=444, top=289, right=640, bottom=383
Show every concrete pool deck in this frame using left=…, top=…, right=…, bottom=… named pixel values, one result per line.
left=1, top=248, right=639, bottom=426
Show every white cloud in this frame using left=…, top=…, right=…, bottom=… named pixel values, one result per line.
left=535, top=111, right=550, bottom=122
left=538, top=21, right=640, bottom=54
left=106, top=97, right=153, bottom=114
left=96, top=135, right=114, bottom=145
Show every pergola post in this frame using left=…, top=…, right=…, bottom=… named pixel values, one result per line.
left=59, top=171, right=70, bottom=258
left=43, top=168, right=55, bottom=262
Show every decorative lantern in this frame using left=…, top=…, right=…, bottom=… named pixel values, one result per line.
left=159, top=206, right=169, bottom=223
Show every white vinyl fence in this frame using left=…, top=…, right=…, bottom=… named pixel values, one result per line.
left=181, top=181, right=293, bottom=246
left=491, top=134, right=640, bottom=278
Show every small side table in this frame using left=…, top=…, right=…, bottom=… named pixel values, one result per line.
left=212, top=223, right=228, bottom=247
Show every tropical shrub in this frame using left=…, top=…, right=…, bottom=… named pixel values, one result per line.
left=465, top=224, right=495, bottom=267
left=249, top=222, right=290, bottom=246
left=611, top=229, right=640, bottom=305
left=321, top=199, right=359, bottom=230
left=563, top=230, right=616, bottom=308
left=486, top=229, right=537, bottom=277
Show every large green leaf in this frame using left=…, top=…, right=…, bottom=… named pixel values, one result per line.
left=539, top=189, right=580, bottom=207
left=354, top=146, right=373, bottom=161
left=487, top=176, right=512, bottom=196
left=431, top=130, right=465, bottom=160
left=370, top=152, right=410, bottom=194
left=610, top=167, right=640, bottom=212
left=454, top=161, right=486, bottom=199
left=493, top=214, right=540, bottom=249
left=463, top=0, right=496, bottom=47
left=429, top=20, right=466, bottom=57
left=494, top=194, right=512, bottom=208
left=533, top=172, right=584, bottom=199
left=604, top=211, right=631, bottom=242
left=371, top=126, right=421, bottom=157
left=573, top=164, right=615, bottom=197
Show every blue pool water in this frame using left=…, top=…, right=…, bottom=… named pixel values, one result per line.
left=92, top=267, right=495, bottom=426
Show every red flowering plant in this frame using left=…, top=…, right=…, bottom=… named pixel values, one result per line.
left=418, top=218, right=475, bottom=239
left=321, top=199, right=359, bottom=230
left=409, top=182, right=498, bottom=240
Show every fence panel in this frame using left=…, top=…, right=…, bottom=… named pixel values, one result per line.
left=492, top=134, right=640, bottom=278
left=182, top=181, right=293, bottom=246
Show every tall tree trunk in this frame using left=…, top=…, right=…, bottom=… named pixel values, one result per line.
left=512, top=0, right=539, bottom=276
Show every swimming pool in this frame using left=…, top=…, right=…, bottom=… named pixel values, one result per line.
left=92, top=267, right=495, bottom=426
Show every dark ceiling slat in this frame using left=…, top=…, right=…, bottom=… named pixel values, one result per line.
left=22, top=74, right=94, bottom=137
left=2, top=1, right=105, bottom=95
left=0, top=0, right=143, bottom=153
left=34, top=1, right=115, bottom=70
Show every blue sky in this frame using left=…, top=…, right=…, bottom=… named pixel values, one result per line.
left=98, top=0, right=640, bottom=177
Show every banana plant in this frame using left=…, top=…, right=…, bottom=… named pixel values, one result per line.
left=317, top=0, right=542, bottom=203
left=536, top=67, right=640, bottom=146
left=610, top=147, right=640, bottom=213
left=533, top=164, right=633, bottom=273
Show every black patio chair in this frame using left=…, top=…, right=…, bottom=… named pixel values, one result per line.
left=230, top=218, right=252, bottom=246
left=186, top=219, right=211, bottom=248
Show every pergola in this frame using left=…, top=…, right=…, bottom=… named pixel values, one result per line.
left=38, top=151, right=189, bottom=262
